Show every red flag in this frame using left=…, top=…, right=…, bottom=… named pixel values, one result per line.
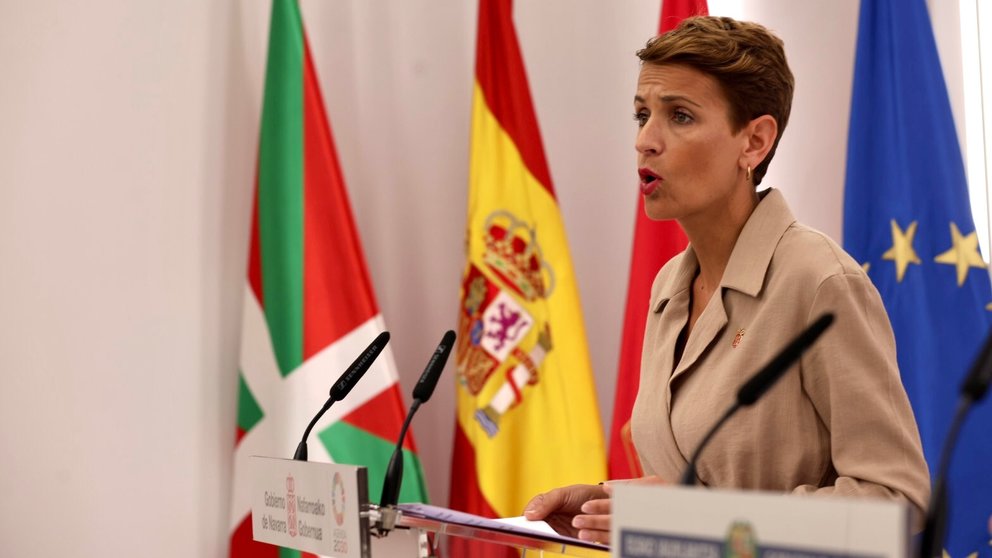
left=608, top=0, right=708, bottom=480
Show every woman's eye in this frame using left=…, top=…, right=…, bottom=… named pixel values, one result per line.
left=672, top=109, right=693, bottom=124
left=633, top=111, right=649, bottom=127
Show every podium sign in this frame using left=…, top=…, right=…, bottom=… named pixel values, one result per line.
left=250, top=456, right=370, bottom=558
left=612, top=485, right=908, bottom=558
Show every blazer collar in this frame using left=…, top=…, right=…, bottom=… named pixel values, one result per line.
left=652, top=188, right=796, bottom=311
left=721, top=188, right=796, bottom=297
left=653, top=245, right=698, bottom=311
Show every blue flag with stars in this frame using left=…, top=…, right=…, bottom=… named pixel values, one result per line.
left=844, top=0, right=992, bottom=555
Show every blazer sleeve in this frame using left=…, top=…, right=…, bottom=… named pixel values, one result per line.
left=791, top=271, right=930, bottom=527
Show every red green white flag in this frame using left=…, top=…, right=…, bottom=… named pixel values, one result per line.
left=229, top=1, right=428, bottom=556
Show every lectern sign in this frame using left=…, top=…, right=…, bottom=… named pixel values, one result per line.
left=250, top=456, right=369, bottom=558
left=612, top=485, right=908, bottom=558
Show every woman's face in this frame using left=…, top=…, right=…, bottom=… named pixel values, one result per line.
left=634, top=63, right=750, bottom=223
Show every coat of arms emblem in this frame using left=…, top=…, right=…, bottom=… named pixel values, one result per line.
left=456, top=210, right=555, bottom=437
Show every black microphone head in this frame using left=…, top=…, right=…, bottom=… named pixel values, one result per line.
left=413, top=330, right=456, bottom=403
left=962, top=327, right=992, bottom=402
left=737, top=313, right=834, bottom=406
left=330, top=331, right=390, bottom=401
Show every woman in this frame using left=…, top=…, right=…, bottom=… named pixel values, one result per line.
left=524, top=16, right=930, bottom=544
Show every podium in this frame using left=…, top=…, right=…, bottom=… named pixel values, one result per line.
left=248, top=456, right=605, bottom=557
left=249, top=457, right=910, bottom=557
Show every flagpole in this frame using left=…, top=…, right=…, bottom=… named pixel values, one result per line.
left=976, top=0, right=992, bottom=262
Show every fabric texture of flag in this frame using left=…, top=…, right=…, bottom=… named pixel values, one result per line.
left=229, top=1, right=428, bottom=556
left=844, top=0, right=992, bottom=555
left=449, top=0, right=607, bottom=554
left=609, top=0, right=706, bottom=480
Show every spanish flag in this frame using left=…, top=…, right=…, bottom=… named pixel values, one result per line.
left=449, top=0, right=606, bottom=553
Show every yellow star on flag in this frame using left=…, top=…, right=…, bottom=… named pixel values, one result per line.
left=934, top=222, right=987, bottom=286
left=882, top=220, right=921, bottom=282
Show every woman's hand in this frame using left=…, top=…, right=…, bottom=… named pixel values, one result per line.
left=523, top=476, right=666, bottom=545
left=522, top=483, right=607, bottom=539
left=572, top=486, right=612, bottom=544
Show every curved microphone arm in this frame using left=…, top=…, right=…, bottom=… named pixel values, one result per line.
left=679, top=403, right=739, bottom=485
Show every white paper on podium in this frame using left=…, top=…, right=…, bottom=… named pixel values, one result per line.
left=493, top=515, right=558, bottom=536
left=396, top=503, right=595, bottom=547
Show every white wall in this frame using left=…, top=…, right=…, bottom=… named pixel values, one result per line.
left=0, top=1, right=250, bottom=555
left=0, top=1, right=968, bottom=556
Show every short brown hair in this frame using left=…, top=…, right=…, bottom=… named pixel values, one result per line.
left=638, top=16, right=794, bottom=186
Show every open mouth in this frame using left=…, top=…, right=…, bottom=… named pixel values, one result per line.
left=639, top=168, right=662, bottom=195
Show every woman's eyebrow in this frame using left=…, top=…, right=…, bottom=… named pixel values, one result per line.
left=661, top=94, right=702, bottom=107
left=634, top=94, right=703, bottom=108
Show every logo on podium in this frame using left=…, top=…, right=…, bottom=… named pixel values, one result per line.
left=332, top=471, right=346, bottom=527
left=287, top=474, right=297, bottom=538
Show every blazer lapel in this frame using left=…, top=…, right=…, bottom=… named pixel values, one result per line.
left=668, top=189, right=795, bottom=384
left=669, top=291, right=728, bottom=385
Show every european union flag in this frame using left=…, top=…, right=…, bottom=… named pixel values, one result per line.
left=844, top=0, right=992, bottom=555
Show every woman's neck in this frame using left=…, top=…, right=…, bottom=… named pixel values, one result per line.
left=680, top=187, right=760, bottom=291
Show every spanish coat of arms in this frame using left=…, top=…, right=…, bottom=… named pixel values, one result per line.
left=455, top=210, right=556, bottom=438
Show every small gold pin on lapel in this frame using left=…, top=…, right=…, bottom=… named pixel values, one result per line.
left=732, top=328, right=745, bottom=348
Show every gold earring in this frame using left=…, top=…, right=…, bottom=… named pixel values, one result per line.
left=746, top=165, right=752, bottom=183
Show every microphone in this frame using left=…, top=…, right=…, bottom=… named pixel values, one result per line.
left=412, top=330, right=453, bottom=403
left=379, top=330, right=456, bottom=508
left=292, top=331, right=391, bottom=461
left=679, top=313, right=835, bottom=485
left=919, top=328, right=992, bottom=558
left=961, top=328, right=992, bottom=402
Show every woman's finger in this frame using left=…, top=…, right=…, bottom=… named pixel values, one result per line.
left=580, top=497, right=612, bottom=515
left=572, top=512, right=611, bottom=533
left=577, top=527, right=611, bottom=545
left=524, top=484, right=606, bottom=519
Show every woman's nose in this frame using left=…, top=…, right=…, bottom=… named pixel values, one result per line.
left=635, top=122, right=662, bottom=155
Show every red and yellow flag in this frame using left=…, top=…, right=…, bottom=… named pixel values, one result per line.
left=449, top=0, right=606, bottom=551
left=608, top=0, right=707, bottom=481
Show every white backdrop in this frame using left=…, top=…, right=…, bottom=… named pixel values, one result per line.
left=0, top=1, right=966, bottom=556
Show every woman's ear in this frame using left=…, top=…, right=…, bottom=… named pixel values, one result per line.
left=741, top=114, right=778, bottom=170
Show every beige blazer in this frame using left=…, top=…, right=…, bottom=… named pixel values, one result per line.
left=630, top=189, right=930, bottom=520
